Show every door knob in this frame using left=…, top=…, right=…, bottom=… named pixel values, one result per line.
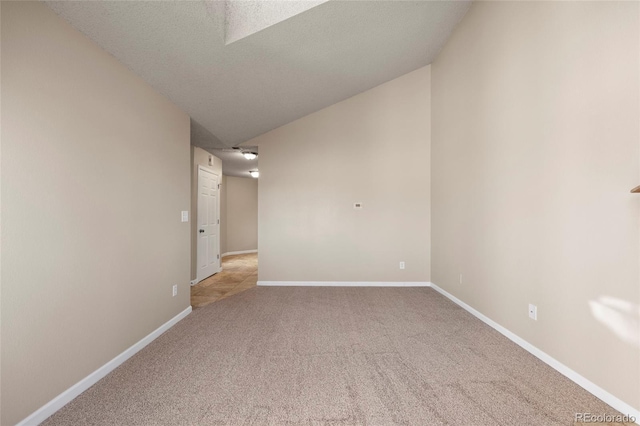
left=199, top=229, right=205, bottom=233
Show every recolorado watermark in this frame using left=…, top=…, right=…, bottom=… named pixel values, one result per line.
left=575, top=412, right=636, bottom=423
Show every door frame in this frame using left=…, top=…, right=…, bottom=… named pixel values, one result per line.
left=196, top=165, right=221, bottom=283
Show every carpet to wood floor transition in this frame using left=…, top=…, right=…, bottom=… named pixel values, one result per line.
left=43, top=287, right=621, bottom=425
left=191, top=253, right=258, bottom=309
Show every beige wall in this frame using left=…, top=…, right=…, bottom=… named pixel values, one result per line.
left=432, top=1, right=639, bottom=412
left=224, top=176, right=258, bottom=254
left=249, top=66, right=431, bottom=282
left=190, top=147, right=222, bottom=281
left=1, top=3, right=191, bottom=424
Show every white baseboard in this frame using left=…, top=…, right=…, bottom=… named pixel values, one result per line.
left=257, top=281, right=430, bottom=287
left=221, top=249, right=257, bottom=258
left=18, top=283, right=638, bottom=424
left=429, top=282, right=640, bottom=423
left=17, top=306, right=193, bottom=426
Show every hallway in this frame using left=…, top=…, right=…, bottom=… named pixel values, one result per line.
left=191, top=253, right=257, bottom=308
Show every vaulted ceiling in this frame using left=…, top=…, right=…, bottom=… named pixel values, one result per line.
left=46, top=0, right=471, bottom=176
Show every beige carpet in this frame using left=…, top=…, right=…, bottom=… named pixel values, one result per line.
left=43, top=287, right=619, bottom=425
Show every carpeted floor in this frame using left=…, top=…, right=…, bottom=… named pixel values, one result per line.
left=43, top=287, right=619, bottom=425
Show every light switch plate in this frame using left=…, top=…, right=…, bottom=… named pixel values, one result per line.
left=181, top=211, right=189, bottom=222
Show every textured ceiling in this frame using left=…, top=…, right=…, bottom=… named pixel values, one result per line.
left=211, top=147, right=260, bottom=178
left=45, top=0, right=471, bottom=176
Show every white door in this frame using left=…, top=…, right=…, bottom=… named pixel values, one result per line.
left=197, top=166, right=220, bottom=281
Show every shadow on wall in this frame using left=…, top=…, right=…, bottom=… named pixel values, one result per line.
left=589, top=296, right=640, bottom=348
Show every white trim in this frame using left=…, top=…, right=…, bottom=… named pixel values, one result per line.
left=222, top=249, right=257, bottom=258
left=257, top=281, right=429, bottom=287
left=429, top=282, right=640, bottom=423
left=18, top=283, right=638, bottom=425
left=196, top=163, right=216, bottom=174
left=190, top=279, right=198, bottom=286
left=17, top=306, right=193, bottom=426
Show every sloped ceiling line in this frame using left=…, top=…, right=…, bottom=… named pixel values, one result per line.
left=45, top=0, right=471, bottom=176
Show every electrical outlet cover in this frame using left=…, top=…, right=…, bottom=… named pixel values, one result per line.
left=528, top=304, right=537, bottom=320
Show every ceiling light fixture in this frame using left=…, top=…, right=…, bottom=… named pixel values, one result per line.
left=243, top=152, right=258, bottom=160
left=249, top=170, right=259, bottom=178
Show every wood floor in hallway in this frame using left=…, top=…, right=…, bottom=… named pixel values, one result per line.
left=191, top=253, right=257, bottom=308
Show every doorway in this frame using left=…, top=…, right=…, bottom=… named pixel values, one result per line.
left=197, top=166, right=221, bottom=282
